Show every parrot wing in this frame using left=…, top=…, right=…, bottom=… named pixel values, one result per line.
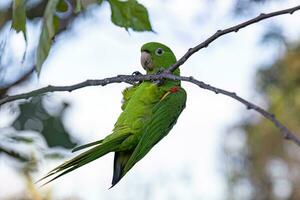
left=121, top=87, right=187, bottom=179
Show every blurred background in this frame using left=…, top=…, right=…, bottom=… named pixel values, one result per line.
left=0, top=0, right=300, bottom=199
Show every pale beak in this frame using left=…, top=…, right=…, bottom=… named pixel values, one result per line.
left=140, top=51, right=153, bottom=71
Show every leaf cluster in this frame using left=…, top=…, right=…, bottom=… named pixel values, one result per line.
left=3, top=0, right=152, bottom=74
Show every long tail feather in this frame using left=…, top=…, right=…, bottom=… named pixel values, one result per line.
left=72, top=139, right=104, bottom=153
left=37, top=134, right=129, bottom=185
left=111, top=150, right=133, bottom=188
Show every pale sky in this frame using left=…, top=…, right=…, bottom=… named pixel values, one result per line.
left=0, top=0, right=300, bottom=199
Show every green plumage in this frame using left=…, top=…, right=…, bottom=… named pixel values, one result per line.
left=38, top=42, right=187, bottom=187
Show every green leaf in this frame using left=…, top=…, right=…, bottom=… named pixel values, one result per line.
left=12, top=0, right=27, bottom=40
left=36, top=0, right=60, bottom=74
left=108, top=0, right=152, bottom=31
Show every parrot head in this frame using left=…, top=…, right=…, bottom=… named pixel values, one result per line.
left=140, top=42, right=179, bottom=75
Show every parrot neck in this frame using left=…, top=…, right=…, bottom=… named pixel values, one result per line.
left=163, top=79, right=180, bottom=89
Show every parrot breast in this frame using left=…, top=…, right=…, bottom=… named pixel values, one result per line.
left=115, top=82, right=164, bottom=136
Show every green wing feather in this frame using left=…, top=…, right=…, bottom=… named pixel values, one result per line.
left=122, top=87, right=187, bottom=177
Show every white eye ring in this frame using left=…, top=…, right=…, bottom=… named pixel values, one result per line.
left=155, top=48, right=164, bottom=56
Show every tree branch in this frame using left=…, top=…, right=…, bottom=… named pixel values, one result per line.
left=0, top=5, right=300, bottom=147
left=0, top=145, right=29, bottom=162
left=166, top=4, right=300, bottom=73
left=0, top=73, right=299, bottom=146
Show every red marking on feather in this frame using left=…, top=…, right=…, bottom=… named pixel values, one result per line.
left=169, top=86, right=179, bottom=93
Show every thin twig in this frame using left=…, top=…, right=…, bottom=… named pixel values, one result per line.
left=0, top=146, right=29, bottom=162
left=166, top=4, right=300, bottom=73
left=0, top=73, right=299, bottom=146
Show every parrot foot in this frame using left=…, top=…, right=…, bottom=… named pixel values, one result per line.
left=132, top=71, right=143, bottom=85
left=132, top=71, right=143, bottom=76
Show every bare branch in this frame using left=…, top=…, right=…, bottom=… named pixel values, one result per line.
left=166, top=5, right=300, bottom=73
left=1, top=73, right=299, bottom=146
left=1, top=6, right=300, bottom=147
left=0, top=145, right=29, bottom=162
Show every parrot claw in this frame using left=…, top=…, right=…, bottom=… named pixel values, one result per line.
left=132, top=71, right=143, bottom=76
left=131, top=71, right=143, bottom=85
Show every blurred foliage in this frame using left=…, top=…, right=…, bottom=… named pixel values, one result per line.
left=231, top=0, right=286, bottom=47
left=260, top=24, right=286, bottom=45
left=0, top=96, right=77, bottom=198
left=224, top=42, right=300, bottom=200
left=12, top=97, right=77, bottom=148
left=0, top=96, right=77, bottom=160
left=1, top=0, right=152, bottom=74
left=232, top=0, right=282, bottom=16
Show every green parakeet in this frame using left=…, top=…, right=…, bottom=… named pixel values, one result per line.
left=39, top=42, right=187, bottom=187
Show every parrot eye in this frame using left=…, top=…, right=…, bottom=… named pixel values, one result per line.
left=155, top=48, right=164, bottom=56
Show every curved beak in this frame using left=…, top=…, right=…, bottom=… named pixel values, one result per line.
left=140, top=51, right=153, bottom=71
